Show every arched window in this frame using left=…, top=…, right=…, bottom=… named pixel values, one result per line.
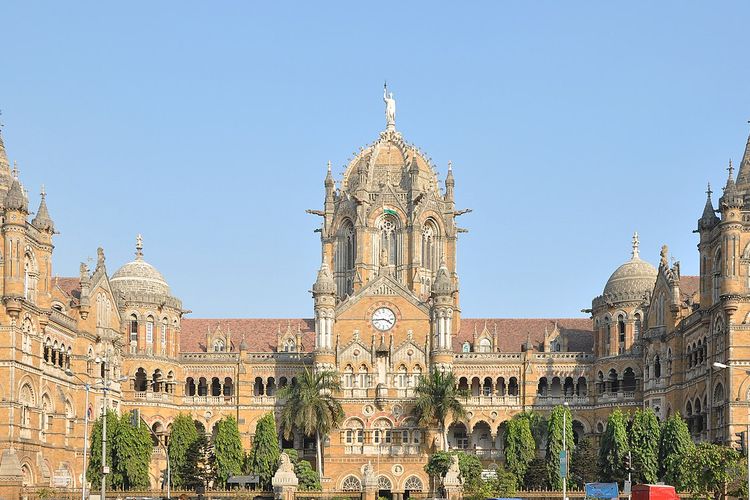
left=146, top=316, right=154, bottom=345
left=129, top=314, right=138, bottom=344
left=604, top=317, right=611, bottom=350
left=462, top=342, right=471, bottom=353
left=373, top=215, right=401, bottom=273
left=343, top=365, right=354, bottom=388
left=422, top=219, right=440, bottom=273
left=161, top=318, right=168, bottom=351
left=213, top=339, right=225, bottom=352
left=478, top=338, right=491, bottom=353
left=412, top=365, right=422, bottom=387
left=713, top=250, right=722, bottom=303
left=283, top=338, right=296, bottom=352
left=358, top=365, right=369, bottom=389
left=394, top=365, right=406, bottom=388
left=334, top=219, right=356, bottom=298
left=617, top=314, right=626, bottom=343
left=654, top=355, right=661, bottom=379
left=23, top=252, right=38, bottom=303
left=634, top=313, right=642, bottom=339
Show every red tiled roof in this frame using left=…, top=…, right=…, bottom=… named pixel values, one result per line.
left=54, top=277, right=81, bottom=301
left=457, top=318, right=593, bottom=353
left=679, top=275, right=700, bottom=303
left=180, top=318, right=315, bottom=353
left=180, top=317, right=594, bottom=353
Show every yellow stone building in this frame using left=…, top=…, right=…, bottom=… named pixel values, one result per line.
left=0, top=95, right=749, bottom=497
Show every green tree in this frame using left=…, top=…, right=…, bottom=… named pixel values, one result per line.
left=546, top=404, right=574, bottom=490
left=167, top=414, right=200, bottom=489
left=518, top=411, right=548, bottom=449
left=464, top=466, right=517, bottom=500
left=523, top=458, right=548, bottom=490
left=213, top=415, right=244, bottom=488
left=246, top=413, right=281, bottom=490
left=682, top=443, right=743, bottom=500
left=504, top=416, right=536, bottom=488
left=181, top=425, right=215, bottom=491
left=112, top=414, right=152, bottom=490
left=571, top=437, right=599, bottom=488
left=629, top=408, right=660, bottom=484
left=414, top=370, right=467, bottom=451
left=658, top=413, right=694, bottom=489
left=598, top=409, right=630, bottom=484
left=87, top=410, right=119, bottom=490
left=278, top=368, right=344, bottom=476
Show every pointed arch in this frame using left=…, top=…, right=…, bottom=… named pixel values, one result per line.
left=334, top=218, right=356, bottom=297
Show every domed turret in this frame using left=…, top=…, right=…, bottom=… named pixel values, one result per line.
left=111, top=234, right=171, bottom=297
left=598, top=233, right=657, bottom=305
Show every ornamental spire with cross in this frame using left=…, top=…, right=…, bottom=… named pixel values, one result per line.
left=631, top=231, right=640, bottom=260
left=135, top=233, right=143, bottom=259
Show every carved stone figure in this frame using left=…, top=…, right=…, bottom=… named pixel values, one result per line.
left=384, top=86, right=396, bottom=129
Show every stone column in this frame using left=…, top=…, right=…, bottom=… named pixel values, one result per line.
left=272, top=452, right=298, bottom=500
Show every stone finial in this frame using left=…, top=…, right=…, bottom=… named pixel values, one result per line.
left=135, top=234, right=143, bottom=259
left=631, top=231, right=640, bottom=260
left=96, top=247, right=105, bottom=269
left=660, top=244, right=668, bottom=267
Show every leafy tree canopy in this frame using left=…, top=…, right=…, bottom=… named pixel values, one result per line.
left=682, top=443, right=743, bottom=500
left=629, top=408, right=660, bottom=484
left=505, top=416, right=536, bottom=488
left=598, top=408, right=630, bottom=484
left=246, top=413, right=281, bottom=490
left=213, top=415, right=244, bottom=488
left=546, top=404, right=574, bottom=490
left=658, top=413, right=694, bottom=489
left=168, top=414, right=200, bottom=489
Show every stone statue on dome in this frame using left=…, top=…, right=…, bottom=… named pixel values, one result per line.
left=384, top=83, right=396, bottom=130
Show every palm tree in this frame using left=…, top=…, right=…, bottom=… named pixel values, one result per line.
left=278, top=368, right=344, bottom=476
left=414, top=370, right=466, bottom=451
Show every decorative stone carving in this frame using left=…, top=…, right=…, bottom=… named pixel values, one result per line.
left=272, top=452, right=298, bottom=500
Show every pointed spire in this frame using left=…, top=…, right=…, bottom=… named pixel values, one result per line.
left=135, top=234, right=143, bottom=260
left=0, top=121, right=10, bottom=176
left=4, top=161, right=27, bottom=212
left=325, top=160, right=334, bottom=188
left=698, top=182, right=719, bottom=231
left=312, top=259, right=336, bottom=295
left=720, top=158, right=744, bottom=210
left=735, top=123, right=750, bottom=186
left=31, top=184, right=54, bottom=233
left=631, top=231, right=640, bottom=260
left=431, top=258, right=453, bottom=296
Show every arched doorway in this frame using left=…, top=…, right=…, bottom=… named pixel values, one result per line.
left=378, top=475, right=393, bottom=500
left=403, top=476, right=424, bottom=500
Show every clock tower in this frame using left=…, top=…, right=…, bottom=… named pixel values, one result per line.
left=310, top=90, right=464, bottom=383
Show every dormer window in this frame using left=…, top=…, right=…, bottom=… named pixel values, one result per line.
left=213, top=339, right=225, bottom=352
left=283, top=338, right=296, bottom=352
left=462, top=342, right=471, bottom=353
left=478, top=338, right=491, bottom=353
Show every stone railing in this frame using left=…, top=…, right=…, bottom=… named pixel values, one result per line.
left=182, top=395, right=229, bottom=405
left=133, top=391, right=173, bottom=402
left=344, top=444, right=422, bottom=456
left=464, top=395, right=521, bottom=406
left=533, top=395, right=589, bottom=405
left=534, top=352, right=593, bottom=361
left=49, top=309, right=77, bottom=331
left=180, top=352, right=240, bottom=362
left=454, top=352, right=522, bottom=361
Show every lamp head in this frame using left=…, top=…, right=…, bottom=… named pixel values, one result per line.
left=95, top=357, right=102, bottom=364
left=713, top=362, right=729, bottom=370
left=64, top=368, right=74, bottom=376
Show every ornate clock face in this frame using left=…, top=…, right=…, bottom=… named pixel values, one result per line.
left=372, top=307, right=396, bottom=331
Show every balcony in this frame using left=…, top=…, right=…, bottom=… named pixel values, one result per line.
left=344, top=444, right=422, bottom=456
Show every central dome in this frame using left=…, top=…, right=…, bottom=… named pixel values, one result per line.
left=601, top=233, right=657, bottom=303
left=110, top=235, right=170, bottom=297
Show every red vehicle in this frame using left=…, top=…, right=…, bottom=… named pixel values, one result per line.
left=631, top=484, right=680, bottom=500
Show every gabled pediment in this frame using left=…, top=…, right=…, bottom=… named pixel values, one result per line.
left=335, top=273, right=430, bottom=316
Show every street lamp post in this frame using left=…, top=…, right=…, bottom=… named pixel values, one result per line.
left=65, top=368, right=92, bottom=500
left=97, top=356, right=109, bottom=500
left=563, top=401, right=569, bottom=500
left=712, top=362, right=750, bottom=500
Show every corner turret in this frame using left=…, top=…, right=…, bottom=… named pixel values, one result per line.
left=31, top=186, right=55, bottom=233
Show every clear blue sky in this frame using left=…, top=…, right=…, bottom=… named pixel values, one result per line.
left=2, top=1, right=749, bottom=319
